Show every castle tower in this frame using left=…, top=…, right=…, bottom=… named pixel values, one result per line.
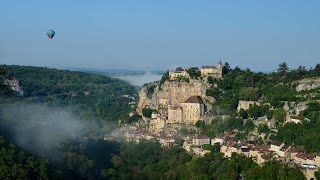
left=217, top=60, right=223, bottom=78
left=218, top=60, right=223, bottom=71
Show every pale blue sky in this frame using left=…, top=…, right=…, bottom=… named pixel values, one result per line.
left=0, top=1, right=319, bottom=71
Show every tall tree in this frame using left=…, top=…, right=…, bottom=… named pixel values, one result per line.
left=222, top=62, right=231, bottom=75
left=0, top=68, right=7, bottom=76
left=314, top=64, right=320, bottom=76
left=277, top=62, right=289, bottom=76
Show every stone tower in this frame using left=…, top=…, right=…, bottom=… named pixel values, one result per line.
left=218, top=60, right=223, bottom=71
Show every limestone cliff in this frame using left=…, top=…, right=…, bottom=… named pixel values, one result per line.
left=1, top=77, right=24, bottom=96
left=137, top=79, right=210, bottom=114
left=295, top=77, right=320, bottom=92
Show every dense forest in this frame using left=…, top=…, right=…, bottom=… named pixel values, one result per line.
left=0, top=65, right=133, bottom=179
left=0, top=65, right=136, bottom=122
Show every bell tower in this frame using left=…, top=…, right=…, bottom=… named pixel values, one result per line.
left=218, top=60, right=223, bottom=70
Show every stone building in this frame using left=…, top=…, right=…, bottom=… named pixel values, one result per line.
left=167, top=95, right=206, bottom=125
left=192, top=134, right=210, bottom=146
left=169, top=67, right=189, bottom=80
left=149, top=118, right=166, bottom=132
left=169, top=61, right=223, bottom=80
left=200, top=61, right=223, bottom=78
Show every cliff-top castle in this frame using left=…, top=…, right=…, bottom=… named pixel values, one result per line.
left=138, top=61, right=224, bottom=129
left=169, top=61, right=223, bottom=80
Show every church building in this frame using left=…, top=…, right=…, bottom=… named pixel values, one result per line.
left=167, top=95, right=207, bottom=125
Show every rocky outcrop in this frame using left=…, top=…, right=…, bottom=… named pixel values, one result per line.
left=3, top=78, right=24, bottom=96
left=237, top=100, right=260, bottom=112
left=137, top=79, right=208, bottom=114
left=284, top=101, right=308, bottom=116
left=295, top=77, right=320, bottom=92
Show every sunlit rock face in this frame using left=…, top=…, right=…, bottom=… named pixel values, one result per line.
left=295, top=77, right=320, bottom=92
left=136, top=79, right=207, bottom=114
left=3, top=78, right=24, bottom=96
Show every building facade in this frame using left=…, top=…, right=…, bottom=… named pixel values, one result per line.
left=200, top=61, right=223, bottom=78
left=169, top=67, right=189, bottom=80
left=167, top=96, right=206, bottom=125
left=169, top=61, right=223, bottom=80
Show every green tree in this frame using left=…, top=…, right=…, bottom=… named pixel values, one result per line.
left=222, top=62, right=231, bottom=75
left=195, top=120, right=204, bottom=128
left=206, top=88, right=221, bottom=99
left=127, top=114, right=142, bottom=124
left=315, top=169, right=320, bottom=180
left=273, top=108, right=286, bottom=123
left=160, top=71, right=169, bottom=86
left=277, top=62, right=289, bottom=76
left=239, top=87, right=260, bottom=101
left=239, top=109, right=248, bottom=119
left=247, top=104, right=270, bottom=119
left=142, top=107, right=153, bottom=118
left=175, top=138, right=185, bottom=147
left=0, top=68, right=7, bottom=76
left=147, top=84, right=156, bottom=99
left=186, top=67, right=201, bottom=79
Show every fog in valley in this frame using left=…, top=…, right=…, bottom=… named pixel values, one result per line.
left=0, top=103, right=88, bottom=162
left=111, top=72, right=163, bottom=86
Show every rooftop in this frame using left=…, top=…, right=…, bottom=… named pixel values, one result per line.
left=194, top=134, right=209, bottom=139
left=289, top=146, right=306, bottom=153
left=271, top=141, right=284, bottom=147
left=184, top=96, right=204, bottom=104
left=201, top=66, right=216, bottom=69
left=280, top=145, right=290, bottom=151
left=295, top=153, right=315, bottom=160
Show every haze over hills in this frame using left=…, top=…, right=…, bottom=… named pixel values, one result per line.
left=69, top=67, right=165, bottom=86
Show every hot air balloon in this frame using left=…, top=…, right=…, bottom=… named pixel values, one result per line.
left=47, top=30, right=55, bottom=39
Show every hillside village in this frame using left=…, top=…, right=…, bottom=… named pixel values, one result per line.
left=106, top=62, right=320, bottom=179
left=1, top=64, right=320, bottom=179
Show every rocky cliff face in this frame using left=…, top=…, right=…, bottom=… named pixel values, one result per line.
left=3, top=78, right=24, bottom=96
left=137, top=79, right=209, bottom=114
left=295, top=77, right=320, bottom=92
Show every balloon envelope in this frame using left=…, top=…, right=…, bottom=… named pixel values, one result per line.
left=47, top=30, right=55, bottom=39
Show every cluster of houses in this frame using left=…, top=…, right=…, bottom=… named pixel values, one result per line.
left=209, top=133, right=320, bottom=169
left=108, top=115, right=320, bottom=171
left=105, top=124, right=319, bottom=179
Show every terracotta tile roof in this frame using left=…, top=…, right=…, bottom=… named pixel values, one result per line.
left=201, top=66, right=216, bottom=69
left=290, top=116, right=301, bottom=119
left=280, top=145, right=290, bottom=151
left=289, top=146, right=307, bottom=153
left=184, top=96, right=204, bottom=104
left=194, top=134, right=210, bottom=139
left=224, top=136, right=236, bottom=143
left=271, top=141, right=284, bottom=147
left=246, top=141, right=257, bottom=145
left=255, top=144, right=270, bottom=151
left=295, top=153, right=315, bottom=160
left=172, top=105, right=183, bottom=110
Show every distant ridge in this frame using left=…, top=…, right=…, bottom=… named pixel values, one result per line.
left=68, top=67, right=165, bottom=75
